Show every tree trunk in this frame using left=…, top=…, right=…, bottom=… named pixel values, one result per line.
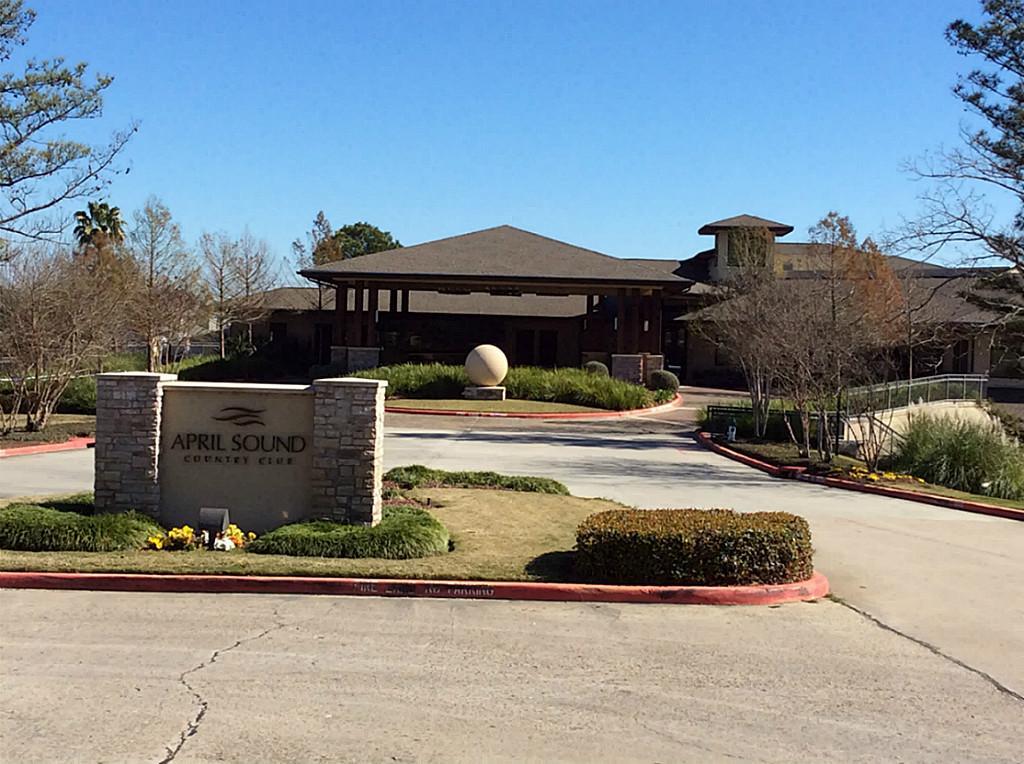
left=147, top=335, right=159, bottom=372
left=219, top=323, right=226, bottom=359
left=25, top=406, right=48, bottom=432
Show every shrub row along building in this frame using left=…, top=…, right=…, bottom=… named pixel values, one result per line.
left=251, top=215, right=1021, bottom=389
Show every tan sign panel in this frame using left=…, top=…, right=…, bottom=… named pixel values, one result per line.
left=158, top=383, right=314, bottom=532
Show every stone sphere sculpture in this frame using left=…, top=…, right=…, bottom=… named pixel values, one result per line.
left=464, top=344, right=509, bottom=387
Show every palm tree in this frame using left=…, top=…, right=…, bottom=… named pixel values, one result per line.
left=73, top=201, right=126, bottom=249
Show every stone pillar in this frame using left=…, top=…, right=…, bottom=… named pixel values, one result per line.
left=643, top=354, right=665, bottom=383
left=94, top=372, right=176, bottom=518
left=611, top=354, right=644, bottom=384
left=310, top=377, right=388, bottom=526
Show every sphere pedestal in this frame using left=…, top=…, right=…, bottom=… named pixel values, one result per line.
left=462, top=385, right=507, bottom=401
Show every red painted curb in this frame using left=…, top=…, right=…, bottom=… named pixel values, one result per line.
left=696, top=432, right=1024, bottom=522
left=0, top=436, right=95, bottom=459
left=797, top=473, right=1024, bottom=522
left=385, top=394, right=683, bottom=420
left=0, top=569, right=829, bottom=606
left=696, top=432, right=783, bottom=476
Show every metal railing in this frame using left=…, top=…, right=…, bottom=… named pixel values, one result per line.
left=705, top=405, right=846, bottom=442
left=844, top=374, right=988, bottom=413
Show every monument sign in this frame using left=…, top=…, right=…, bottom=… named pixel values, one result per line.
left=93, top=373, right=387, bottom=532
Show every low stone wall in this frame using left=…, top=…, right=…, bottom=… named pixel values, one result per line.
left=845, top=399, right=995, bottom=454
left=329, top=346, right=381, bottom=373
left=611, top=353, right=664, bottom=385
left=611, top=354, right=644, bottom=384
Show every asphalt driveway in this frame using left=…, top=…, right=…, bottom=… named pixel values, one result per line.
left=1, top=411, right=1022, bottom=761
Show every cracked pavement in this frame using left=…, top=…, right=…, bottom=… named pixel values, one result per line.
left=1, top=590, right=1021, bottom=762
left=157, top=609, right=289, bottom=763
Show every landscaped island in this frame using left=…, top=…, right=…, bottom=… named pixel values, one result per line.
left=702, top=405, right=1024, bottom=511
left=351, top=363, right=678, bottom=411
left=0, top=466, right=813, bottom=588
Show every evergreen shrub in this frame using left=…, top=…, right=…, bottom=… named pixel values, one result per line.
left=575, top=508, right=814, bottom=586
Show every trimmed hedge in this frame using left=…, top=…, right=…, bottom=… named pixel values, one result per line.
left=385, top=465, right=569, bottom=495
left=648, top=369, right=679, bottom=392
left=575, top=509, right=813, bottom=586
left=177, top=354, right=298, bottom=382
left=248, top=505, right=449, bottom=559
left=0, top=504, right=163, bottom=552
left=354, top=363, right=660, bottom=411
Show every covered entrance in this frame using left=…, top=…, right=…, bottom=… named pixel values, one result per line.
left=300, top=226, right=690, bottom=373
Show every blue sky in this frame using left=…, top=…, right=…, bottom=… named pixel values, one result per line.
left=29, top=0, right=988, bottom=272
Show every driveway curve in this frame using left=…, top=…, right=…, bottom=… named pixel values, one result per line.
left=2, top=414, right=1022, bottom=697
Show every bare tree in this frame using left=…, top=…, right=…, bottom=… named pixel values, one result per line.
left=201, top=230, right=277, bottom=358
left=0, top=245, right=120, bottom=432
left=765, top=214, right=904, bottom=460
left=695, top=227, right=785, bottom=438
left=201, top=232, right=238, bottom=359
left=231, top=230, right=278, bottom=348
left=126, top=198, right=207, bottom=371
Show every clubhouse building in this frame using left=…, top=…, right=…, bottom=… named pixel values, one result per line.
left=252, top=215, right=1021, bottom=388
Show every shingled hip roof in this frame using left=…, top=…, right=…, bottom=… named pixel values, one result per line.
left=300, top=225, right=689, bottom=287
left=698, top=214, right=794, bottom=236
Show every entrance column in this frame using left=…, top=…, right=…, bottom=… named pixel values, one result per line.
left=353, top=281, right=365, bottom=346
left=334, top=285, right=349, bottom=346
left=367, top=286, right=379, bottom=346
left=616, top=289, right=626, bottom=353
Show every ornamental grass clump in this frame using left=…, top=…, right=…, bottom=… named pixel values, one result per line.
left=893, top=415, right=1024, bottom=500
left=354, top=363, right=468, bottom=398
left=505, top=366, right=658, bottom=410
left=249, top=505, right=449, bottom=559
left=384, top=465, right=569, bottom=495
left=0, top=505, right=163, bottom=552
left=354, top=363, right=661, bottom=410
left=575, top=508, right=814, bottom=586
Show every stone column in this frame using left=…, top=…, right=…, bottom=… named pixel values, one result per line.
left=643, top=353, right=665, bottom=384
left=94, top=372, right=176, bottom=518
left=310, top=377, right=388, bottom=526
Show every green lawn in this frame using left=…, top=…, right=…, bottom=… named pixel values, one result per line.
left=0, top=488, right=624, bottom=581
left=0, top=414, right=96, bottom=450
left=386, top=398, right=602, bottom=414
left=725, top=439, right=1024, bottom=511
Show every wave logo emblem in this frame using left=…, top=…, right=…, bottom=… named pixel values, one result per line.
left=211, top=406, right=266, bottom=428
